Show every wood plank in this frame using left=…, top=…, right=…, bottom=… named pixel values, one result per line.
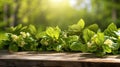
left=1, top=51, right=120, bottom=67
left=0, top=51, right=120, bottom=63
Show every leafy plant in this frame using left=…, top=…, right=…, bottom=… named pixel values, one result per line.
left=46, top=26, right=61, bottom=40
left=87, top=24, right=99, bottom=33
left=1, top=19, right=120, bottom=57
left=83, top=29, right=95, bottom=43
left=68, top=19, right=85, bottom=33
left=104, top=23, right=117, bottom=37
left=1, top=24, right=38, bottom=52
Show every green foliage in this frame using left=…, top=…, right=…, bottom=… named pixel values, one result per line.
left=87, top=33, right=105, bottom=52
left=87, top=24, right=99, bottom=33
left=1, top=0, right=120, bottom=33
left=69, top=19, right=85, bottom=32
left=68, top=35, right=79, bottom=43
left=104, top=23, right=117, bottom=37
left=70, top=42, right=82, bottom=51
left=9, top=44, right=18, bottom=52
left=8, top=24, right=24, bottom=34
left=1, top=19, right=120, bottom=57
left=102, top=45, right=111, bottom=53
left=7, top=24, right=37, bottom=36
left=93, top=33, right=105, bottom=45
left=15, top=24, right=23, bottom=32
left=27, top=24, right=37, bottom=35
left=83, top=29, right=95, bottom=43
left=46, top=26, right=61, bottom=40
left=1, top=24, right=38, bottom=52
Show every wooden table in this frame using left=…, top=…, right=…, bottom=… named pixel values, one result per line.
left=0, top=51, right=120, bottom=67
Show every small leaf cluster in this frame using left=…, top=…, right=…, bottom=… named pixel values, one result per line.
left=1, top=24, right=38, bottom=52
left=1, top=19, right=120, bottom=57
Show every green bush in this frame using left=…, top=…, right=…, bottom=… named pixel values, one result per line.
left=1, top=19, right=120, bottom=57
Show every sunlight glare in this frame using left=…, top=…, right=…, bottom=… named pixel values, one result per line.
left=70, top=0, right=77, bottom=7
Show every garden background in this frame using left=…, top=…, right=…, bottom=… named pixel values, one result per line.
left=0, top=0, right=120, bottom=31
left=0, top=0, right=120, bottom=53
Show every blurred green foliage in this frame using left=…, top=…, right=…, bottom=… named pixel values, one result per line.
left=0, top=32, right=6, bottom=41
left=0, top=0, right=120, bottom=32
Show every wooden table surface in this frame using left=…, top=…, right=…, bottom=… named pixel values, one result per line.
left=0, top=51, right=120, bottom=63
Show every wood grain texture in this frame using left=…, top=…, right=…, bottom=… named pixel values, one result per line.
left=0, top=51, right=120, bottom=67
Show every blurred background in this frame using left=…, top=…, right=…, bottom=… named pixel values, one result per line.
left=0, top=0, right=120, bottom=35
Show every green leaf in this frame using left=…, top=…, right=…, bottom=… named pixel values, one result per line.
left=104, top=23, right=117, bottom=36
left=102, top=45, right=111, bottom=53
left=47, top=45, right=53, bottom=51
left=70, top=42, right=81, bottom=51
left=83, top=29, right=95, bottom=43
left=28, top=24, right=37, bottom=35
left=111, top=43, right=119, bottom=50
left=96, top=52, right=106, bottom=57
left=88, top=44, right=97, bottom=52
left=9, top=44, right=18, bottom=52
left=80, top=44, right=87, bottom=52
left=54, top=26, right=61, bottom=40
left=46, top=27, right=54, bottom=38
left=40, top=36, right=50, bottom=46
left=14, top=24, right=22, bottom=32
left=97, top=33, right=105, bottom=44
left=68, top=35, right=79, bottom=43
left=46, top=26, right=61, bottom=40
left=69, top=19, right=85, bottom=32
left=88, top=24, right=99, bottom=32
left=7, top=26, right=15, bottom=33
left=36, top=32, right=46, bottom=39
left=55, top=45, right=62, bottom=51
left=92, top=33, right=104, bottom=45
left=78, top=19, right=85, bottom=29
left=20, top=26, right=27, bottom=31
